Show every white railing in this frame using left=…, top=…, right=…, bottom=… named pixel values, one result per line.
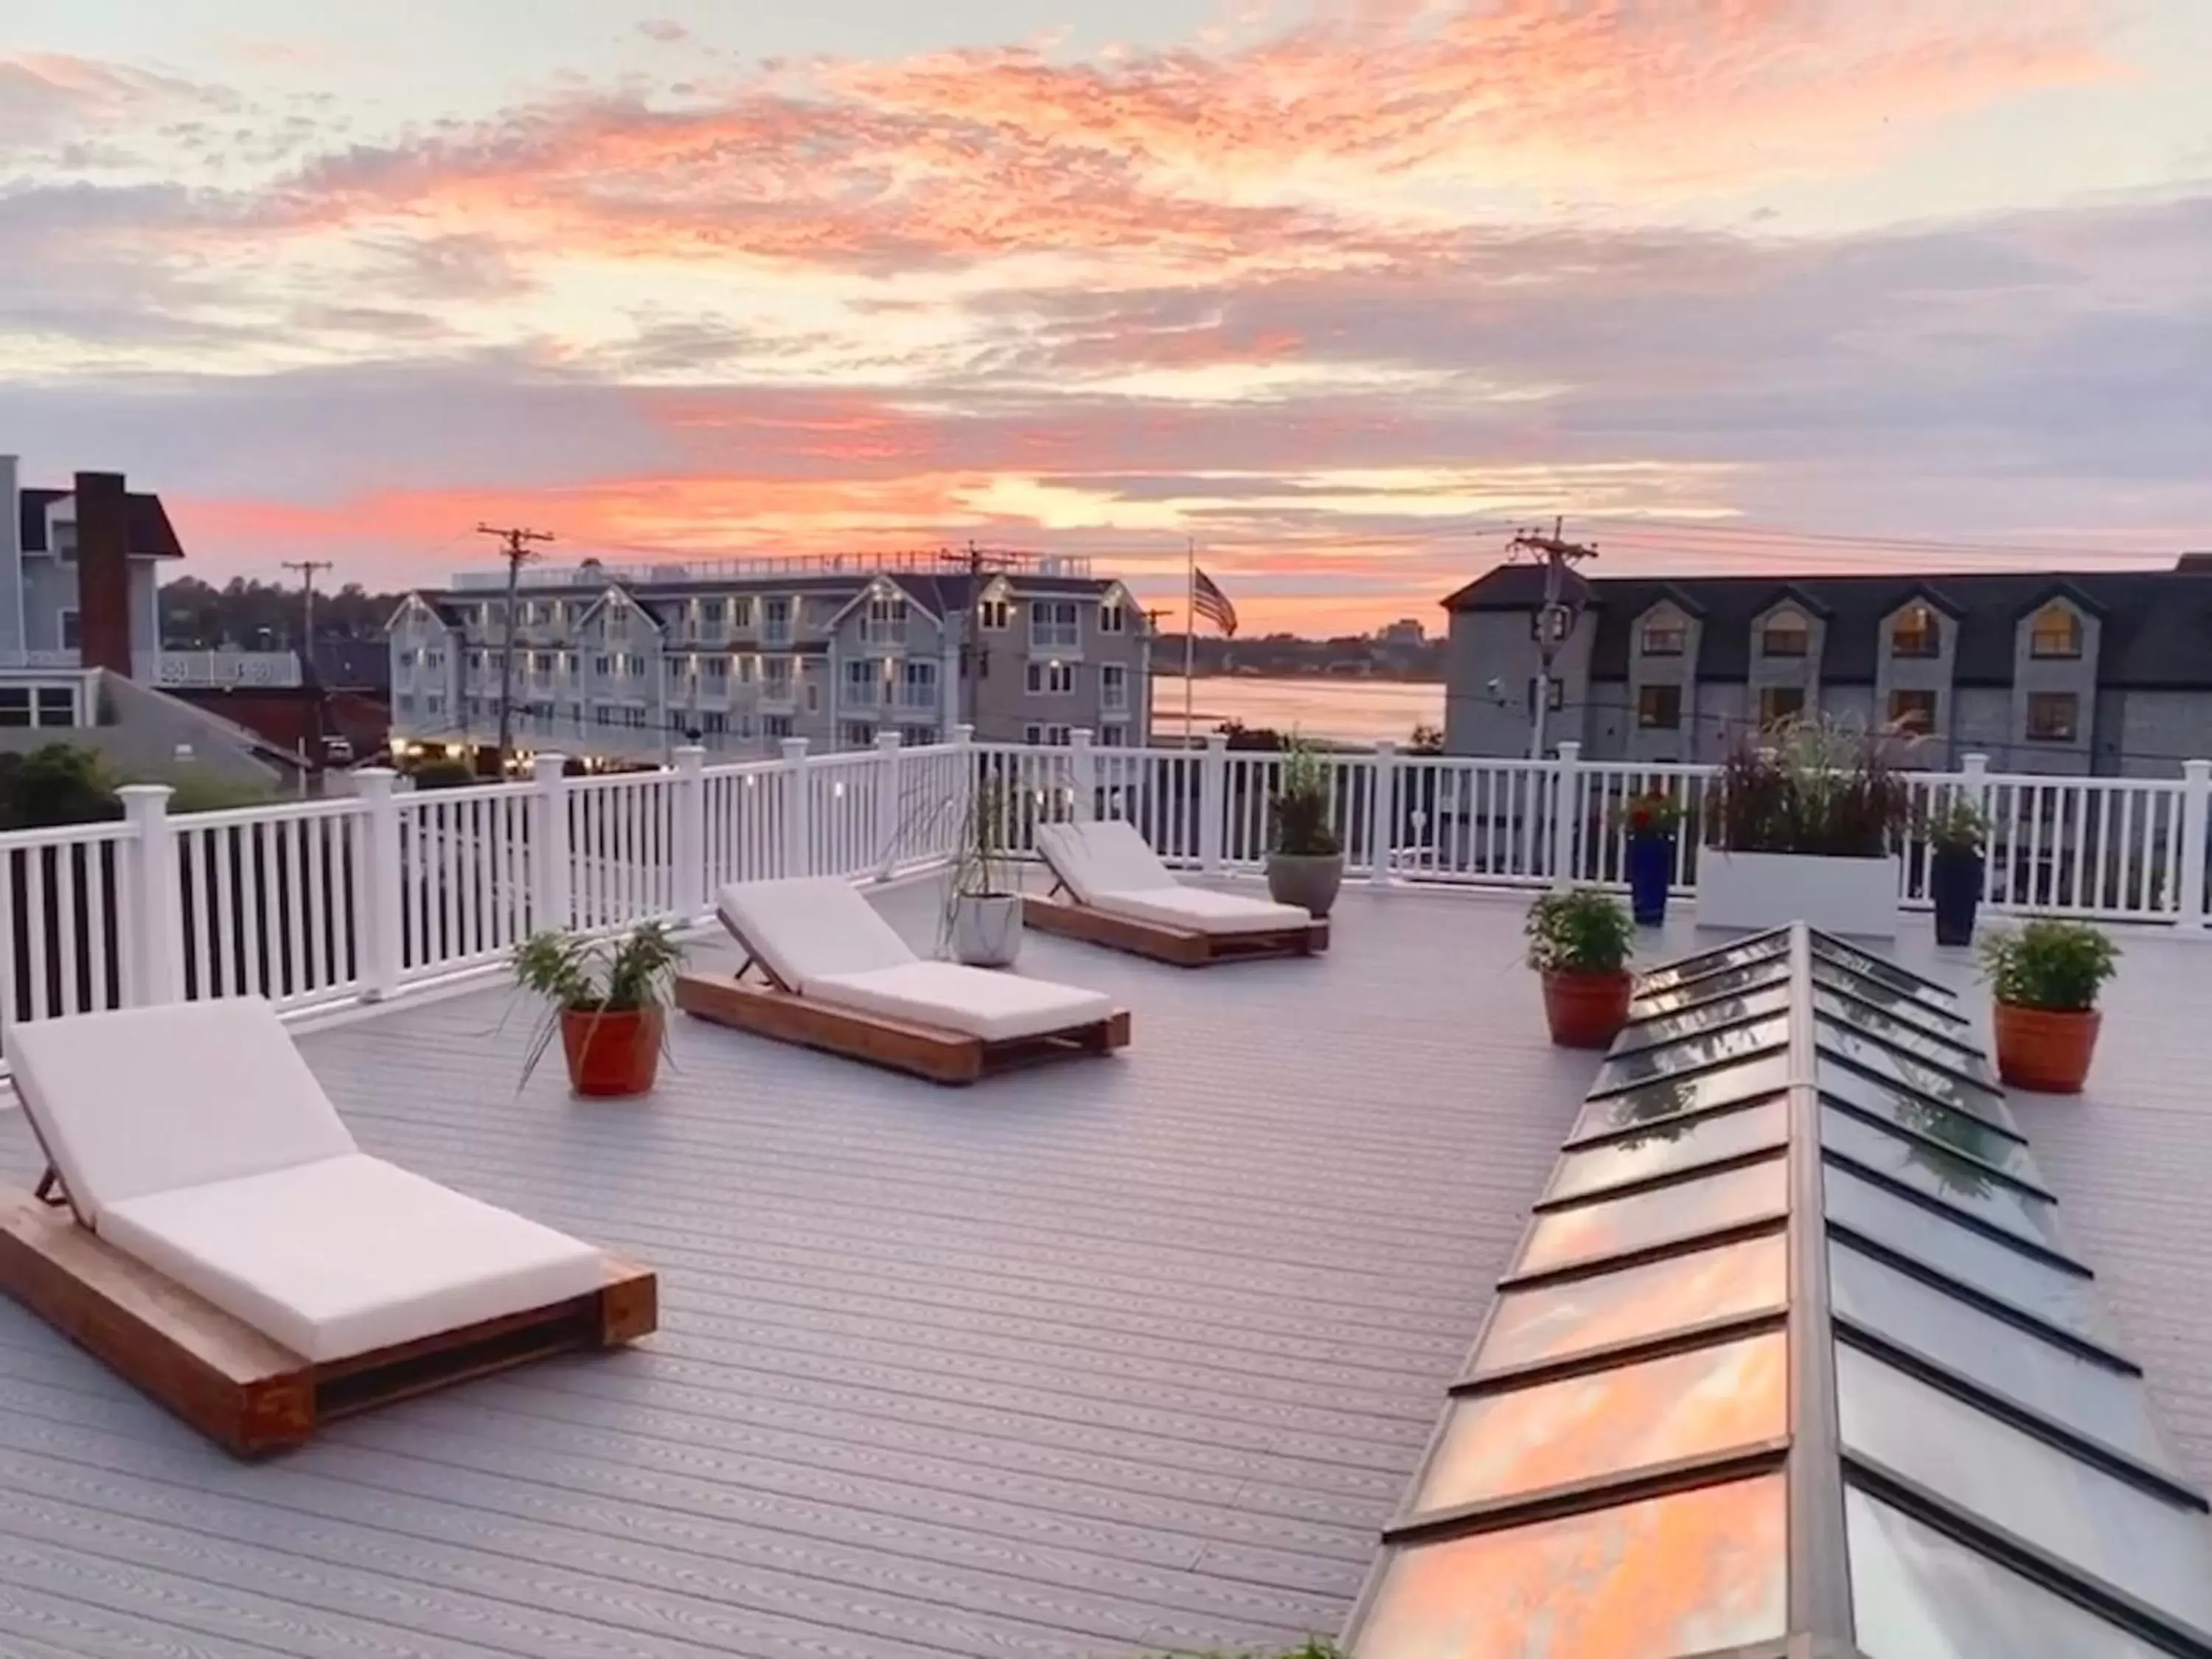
left=134, top=650, right=305, bottom=689
left=0, top=732, right=2203, bottom=1062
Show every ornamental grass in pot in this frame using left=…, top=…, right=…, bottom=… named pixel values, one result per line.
left=1978, top=919, right=2118, bottom=1094
left=942, top=776, right=1023, bottom=967
left=1266, top=737, right=1345, bottom=919
left=1526, top=888, right=1637, bottom=1048
left=1924, top=796, right=1987, bottom=947
left=514, top=921, right=684, bottom=1098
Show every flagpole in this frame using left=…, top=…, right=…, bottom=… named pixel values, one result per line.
left=1183, top=536, right=1197, bottom=748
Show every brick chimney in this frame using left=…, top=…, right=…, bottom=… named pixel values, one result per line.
left=73, top=470, right=133, bottom=675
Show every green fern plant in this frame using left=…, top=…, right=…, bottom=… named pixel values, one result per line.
left=510, top=922, right=684, bottom=1085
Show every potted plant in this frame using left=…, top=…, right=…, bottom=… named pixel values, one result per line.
left=1615, top=789, right=1682, bottom=925
left=1699, top=714, right=1912, bottom=938
left=1266, top=737, right=1345, bottom=919
left=944, top=777, right=1023, bottom=967
left=1526, top=888, right=1637, bottom=1048
left=1978, top=919, right=2119, bottom=1094
left=1924, top=796, right=1987, bottom=947
left=512, top=922, right=684, bottom=1097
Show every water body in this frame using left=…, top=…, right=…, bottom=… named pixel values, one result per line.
left=1149, top=674, right=1444, bottom=746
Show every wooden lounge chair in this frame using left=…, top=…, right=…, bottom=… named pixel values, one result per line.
left=1026, top=819, right=1328, bottom=967
left=675, top=876, right=1131, bottom=1084
left=0, top=998, right=655, bottom=1457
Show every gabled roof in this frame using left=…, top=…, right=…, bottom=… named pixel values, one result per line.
left=823, top=574, right=943, bottom=630
left=1446, top=561, right=2212, bottom=687
left=20, top=486, right=185, bottom=558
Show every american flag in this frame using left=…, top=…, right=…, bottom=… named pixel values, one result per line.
left=1192, top=567, right=1239, bottom=638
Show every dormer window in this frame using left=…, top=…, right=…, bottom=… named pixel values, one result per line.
left=1760, top=611, right=1810, bottom=658
left=1891, top=603, right=1939, bottom=658
left=2028, top=602, right=2082, bottom=659
left=1639, top=614, right=1686, bottom=657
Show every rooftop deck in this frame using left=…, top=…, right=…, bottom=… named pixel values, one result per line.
left=1, top=878, right=2208, bottom=1659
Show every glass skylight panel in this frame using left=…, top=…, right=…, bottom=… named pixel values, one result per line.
left=1821, top=1108, right=2069, bottom=1259
left=1818, top=1059, right=2037, bottom=1184
left=1629, top=960, right=1792, bottom=1018
left=1615, top=984, right=1793, bottom=1054
left=1547, top=1099, right=1790, bottom=1204
left=1569, top=1053, right=1792, bottom=1144
left=1817, top=1027, right=2008, bottom=1124
left=1593, top=1016, right=1790, bottom=1095
left=1812, top=987, right=1983, bottom=1068
left=1517, top=1159, right=1787, bottom=1279
left=1811, top=957, right=1969, bottom=1040
left=1809, top=933, right=1960, bottom=1010
left=1847, top=1486, right=2177, bottom=1659
left=1409, top=1333, right=1786, bottom=1519
left=1471, top=1234, right=1787, bottom=1378
left=1352, top=1475, right=1787, bottom=1658
left=1835, top=1343, right=2212, bottom=1633
left=1632, top=933, right=1790, bottom=994
left=1826, top=1164, right=2114, bottom=1349
left=1829, top=1242, right=2178, bottom=1476
left=1816, top=1004, right=1989, bottom=1085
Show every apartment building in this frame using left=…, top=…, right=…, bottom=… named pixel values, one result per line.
left=387, top=552, right=1152, bottom=765
left=1441, top=556, right=2212, bottom=776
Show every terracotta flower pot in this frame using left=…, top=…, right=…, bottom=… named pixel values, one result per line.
left=560, top=1006, right=664, bottom=1098
left=1992, top=1001, right=2100, bottom=1095
left=1542, top=968, right=1633, bottom=1050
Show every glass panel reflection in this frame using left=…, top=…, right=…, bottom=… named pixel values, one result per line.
left=1630, top=961, right=1792, bottom=1018
left=1818, top=1060, right=2035, bottom=1180
left=1818, top=1027, right=2008, bottom=1124
left=1520, top=1159, right=1787, bottom=1277
left=1814, top=987, right=1983, bottom=1065
left=1549, top=1099, right=1790, bottom=1203
left=1635, top=934, right=1790, bottom=994
left=1812, top=956, right=1969, bottom=1037
left=1352, top=1476, right=1787, bottom=1658
left=1817, top=1005, right=1989, bottom=1085
left=1829, top=1242, right=2177, bottom=1475
left=1809, top=933, right=1958, bottom=1009
left=1616, top=986, right=1793, bottom=1054
left=1825, top=1164, right=2113, bottom=1348
left=1571, top=1054, right=1792, bottom=1144
left=1595, top=1017, right=1790, bottom=1095
left=1836, top=1345, right=2212, bottom=1633
left=1413, top=1334, right=1786, bottom=1517
left=1848, top=1486, right=2171, bottom=1659
left=1474, top=1236, right=1787, bottom=1377
left=1822, top=1108, right=2069, bottom=1258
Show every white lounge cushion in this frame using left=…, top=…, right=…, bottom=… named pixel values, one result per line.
left=1037, top=820, right=1176, bottom=904
left=7, top=998, right=358, bottom=1228
left=100, top=1154, right=605, bottom=1364
left=1096, top=886, right=1312, bottom=936
left=717, top=877, right=916, bottom=992
left=810, top=961, right=1116, bottom=1043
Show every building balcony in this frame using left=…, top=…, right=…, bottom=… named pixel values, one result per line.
left=129, top=650, right=305, bottom=689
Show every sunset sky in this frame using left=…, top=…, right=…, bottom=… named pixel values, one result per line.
left=6, top=1, right=2209, bottom=631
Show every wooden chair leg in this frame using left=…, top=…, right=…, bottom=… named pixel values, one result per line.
left=32, top=1166, right=65, bottom=1208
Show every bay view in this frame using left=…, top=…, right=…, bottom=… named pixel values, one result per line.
left=1148, top=672, right=1443, bottom=745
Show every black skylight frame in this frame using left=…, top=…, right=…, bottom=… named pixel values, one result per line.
left=1340, top=923, right=2212, bottom=1659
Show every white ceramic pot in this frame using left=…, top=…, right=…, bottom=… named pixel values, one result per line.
left=951, top=891, right=1023, bottom=967
left=1694, top=849, right=1901, bottom=939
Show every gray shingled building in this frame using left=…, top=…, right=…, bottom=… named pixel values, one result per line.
left=1441, top=556, right=2212, bottom=776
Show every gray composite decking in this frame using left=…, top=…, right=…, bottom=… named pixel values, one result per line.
left=1, top=876, right=2210, bottom=1658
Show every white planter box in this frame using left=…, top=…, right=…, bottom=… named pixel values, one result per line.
left=1696, top=850, right=1901, bottom=939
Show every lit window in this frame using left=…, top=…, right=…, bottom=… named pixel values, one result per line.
left=2026, top=691, right=2079, bottom=742
left=1641, top=616, right=1686, bottom=656
left=1887, top=689, right=1936, bottom=734
left=1759, top=611, right=1809, bottom=658
left=1891, top=604, right=1939, bottom=658
left=2028, top=604, right=2081, bottom=659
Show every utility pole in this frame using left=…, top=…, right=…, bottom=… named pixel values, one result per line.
left=279, top=559, right=332, bottom=658
left=1506, top=515, right=1598, bottom=760
left=476, top=524, right=554, bottom=773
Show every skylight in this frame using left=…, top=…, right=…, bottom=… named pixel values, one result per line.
left=1343, top=924, right=2212, bottom=1659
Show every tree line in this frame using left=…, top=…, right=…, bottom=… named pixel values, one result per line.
left=160, top=577, right=407, bottom=651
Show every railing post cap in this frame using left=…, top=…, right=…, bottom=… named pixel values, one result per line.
left=1556, top=740, right=1582, bottom=761
left=874, top=729, right=902, bottom=751
left=2186, top=758, right=2212, bottom=782
left=1961, top=751, right=1990, bottom=772
left=530, top=752, right=568, bottom=782
left=672, top=743, right=706, bottom=770
left=1205, top=731, right=1229, bottom=752
left=779, top=736, right=810, bottom=762
left=1070, top=727, right=1093, bottom=746
left=115, top=782, right=175, bottom=809
left=1372, top=737, right=1397, bottom=754
left=952, top=723, right=974, bottom=745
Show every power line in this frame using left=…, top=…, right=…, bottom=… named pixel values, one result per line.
left=476, top=524, right=554, bottom=774
left=1506, top=516, right=1599, bottom=762
left=279, top=559, right=333, bottom=656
